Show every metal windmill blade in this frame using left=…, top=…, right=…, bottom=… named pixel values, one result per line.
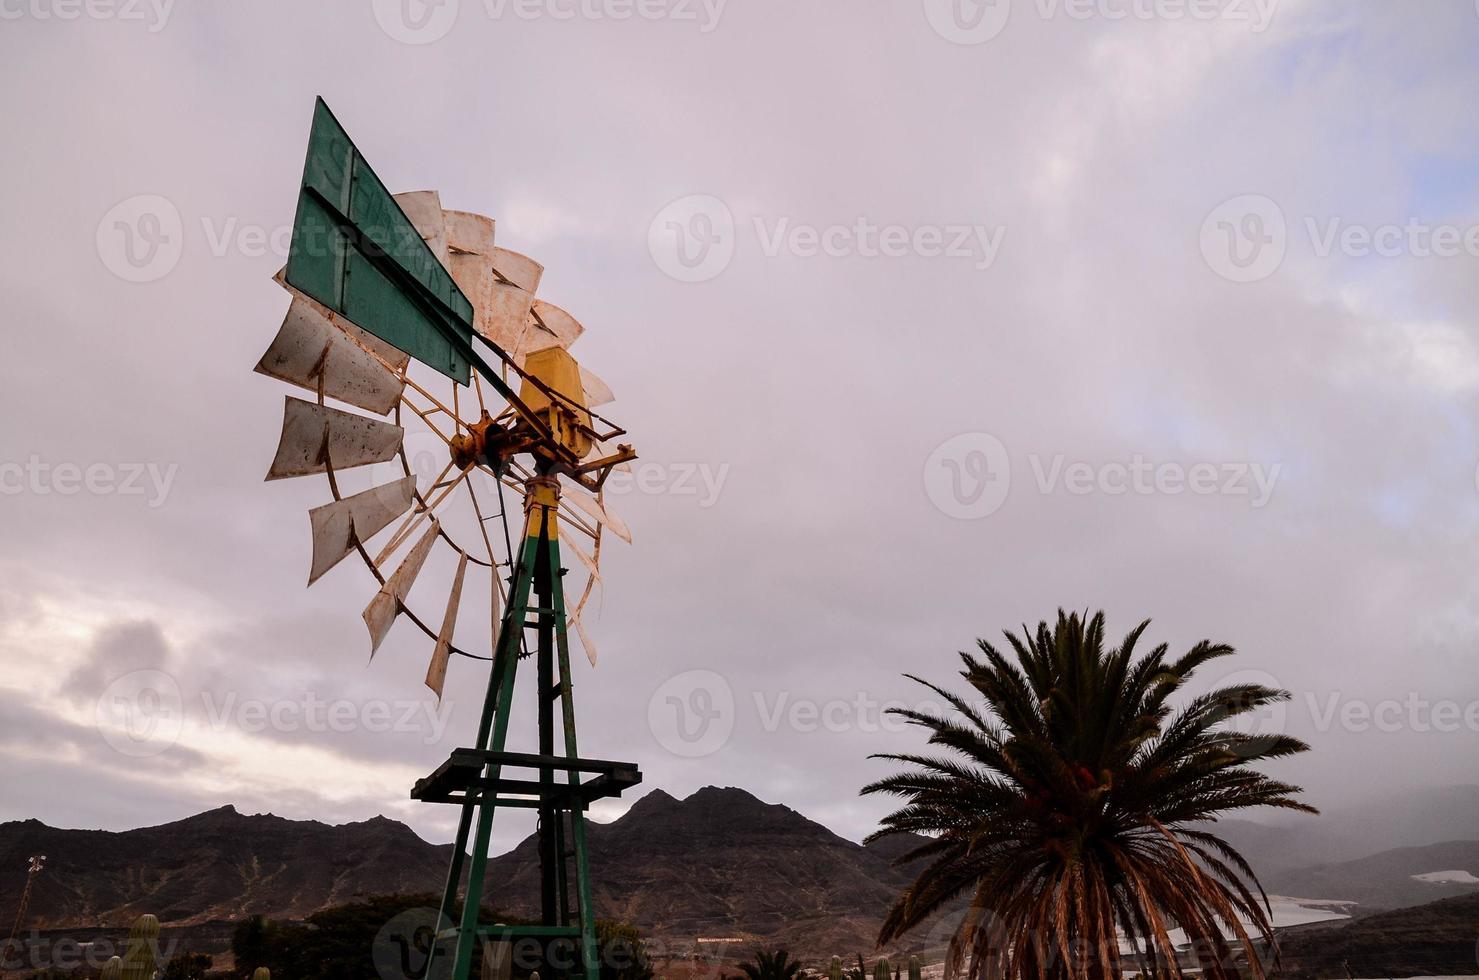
left=265, top=397, right=404, bottom=481
left=255, top=296, right=406, bottom=415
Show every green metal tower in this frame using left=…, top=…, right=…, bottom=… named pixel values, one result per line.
left=415, top=478, right=640, bottom=980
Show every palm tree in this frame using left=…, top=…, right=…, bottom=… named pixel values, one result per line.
left=863, top=610, right=1314, bottom=980
left=734, top=949, right=806, bottom=980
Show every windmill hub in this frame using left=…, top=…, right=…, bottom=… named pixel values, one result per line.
left=449, top=412, right=510, bottom=472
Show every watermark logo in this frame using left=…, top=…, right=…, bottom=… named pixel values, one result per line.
left=648, top=195, right=1006, bottom=282
left=754, top=216, right=1004, bottom=268
left=372, top=0, right=460, bottom=43
left=95, top=669, right=184, bottom=758
left=603, top=460, right=731, bottom=508
left=0, top=456, right=179, bottom=508
left=96, top=194, right=183, bottom=283
left=924, top=432, right=1012, bottom=520
left=647, top=669, right=735, bottom=757
left=1205, top=668, right=1287, bottom=757
left=1028, top=454, right=1281, bottom=508
left=0, top=0, right=177, bottom=32
left=1200, top=194, right=1287, bottom=283
left=924, top=437, right=1282, bottom=519
left=924, top=0, right=1277, bottom=44
left=648, top=194, right=736, bottom=283
left=482, top=0, right=727, bottom=31
left=372, top=907, right=452, bottom=980
left=924, top=0, right=1011, bottom=44
left=1201, top=194, right=1479, bottom=283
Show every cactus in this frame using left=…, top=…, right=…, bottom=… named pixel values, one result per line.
left=908, top=956, right=921, bottom=980
left=101, top=956, right=123, bottom=980
left=873, top=957, right=891, bottom=980
left=828, top=956, right=843, bottom=980
left=120, top=914, right=159, bottom=980
left=252, top=969, right=272, bottom=980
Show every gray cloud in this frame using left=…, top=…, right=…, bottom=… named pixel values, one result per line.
left=2, top=0, right=1478, bottom=853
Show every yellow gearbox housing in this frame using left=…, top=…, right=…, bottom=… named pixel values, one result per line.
left=519, top=346, right=594, bottom=460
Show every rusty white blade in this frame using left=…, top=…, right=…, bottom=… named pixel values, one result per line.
left=425, top=550, right=468, bottom=700
left=273, top=269, right=411, bottom=372
left=530, top=299, right=585, bottom=350
left=363, top=520, right=440, bottom=655
left=579, top=366, right=614, bottom=408
left=522, top=316, right=561, bottom=355
left=563, top=490, right=633, bottom=544
left=471, top=248, right=544, bottom=355
left=597, top=491, right=631, bottom=543
left=444, top=210, right=496, bottom=256
left=566, top=538, right=602, bottom=583
left=571, top=614, right=597, bottom=667
left=393, top=191, right=449, bottom=269
left=256, top=297, right=406, bottom=415
left=448, top=252, right=531, bottom=356
left=266, top=397, right=404, bottom=481
left=307, top=475, right=417, bottom=585
left=492, top=248, right=542, bottom=292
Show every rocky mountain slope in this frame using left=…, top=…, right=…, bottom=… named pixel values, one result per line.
left=0, top=788, right=931, bottom=959
left=0, top=805, right=452, bottom=929
left=1275, top=891, right=1479, bottom=978
left=484, top=786, right=929, bottom=955
left=1264, top=839, right=1479, bottom=909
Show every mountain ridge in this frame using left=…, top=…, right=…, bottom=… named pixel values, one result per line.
left=6, top=784, right=1479, bottom=961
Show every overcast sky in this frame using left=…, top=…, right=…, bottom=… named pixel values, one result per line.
left=2, top=0, right=1478, bottom=856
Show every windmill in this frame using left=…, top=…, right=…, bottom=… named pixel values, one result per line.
left=256, top=98, right=642, bottom=980
left=6, top=855, right=45, bottom=951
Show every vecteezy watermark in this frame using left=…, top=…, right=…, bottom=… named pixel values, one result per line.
left=603, top=460, right=731, bottom=508
left=924, top=432, right=1012, bottom=520
left=753, top=691, right=918, bottom=735
left=483, top=0, right=727, bottom=30
left=372, top=908, right=453, bottom=980
left=0, top=456, right=178, bottom=508
left=1200, top=669, right=1479, bottom=743
left=1304, top=692, right=1479, bottom=735
left=648, top=194, right=736, bottom=282
left=372, top=0, right=727, bottom=43
left=95, top=670, right=455, bottom=757
left=1199, top=194, right=1287, bottom=283
left=96, top=194, right=184, bottom=283
left=923, top=433, right=1282, bottom=519
left=2, top=933, right=182, bottom=975
left=1201, top=193, right=1479, bottom=283
left=0, top=0, right=175, bottom=31
left=96, top=670, right=185, bottom=758
left=372, top=0, right=460, bottom=43
left=923, top=0, right=1278, bottom=45
left=648, top=193, right=1006, bottom=283
left=96, top=195, right=431, bottom=283
left=198, top=692, right=452, bottom=742
left=647, top=677, right=960, bottom=756
left=647, top=669, right=735, bottom=758
left=1027, top=454, right=1281, bottom=508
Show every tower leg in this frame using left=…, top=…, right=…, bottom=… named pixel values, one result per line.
left=430, top=530, right=538, bottom=980
left=419, top=482, right=626, bottom=980
left=546, top=535, right=600, bottom=980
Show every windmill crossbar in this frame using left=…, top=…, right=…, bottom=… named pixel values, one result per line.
left=412, top=750, right=641, bottom=806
